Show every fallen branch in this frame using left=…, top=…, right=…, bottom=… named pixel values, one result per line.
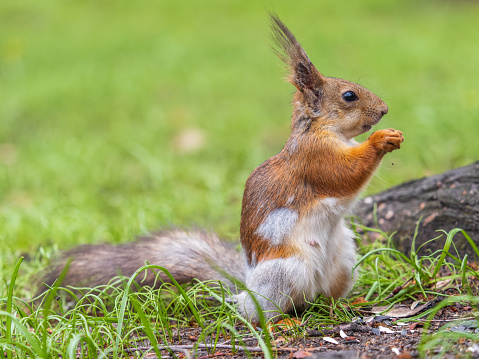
left=124, top=343, right=301, bottom=355
left=124, top=345, right=192, bottom=358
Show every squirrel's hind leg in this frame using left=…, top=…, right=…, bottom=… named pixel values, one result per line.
left=233, top=257, right=313, bottom=322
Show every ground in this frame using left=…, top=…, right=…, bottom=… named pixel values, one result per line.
left=117, top=286, right=479, bottom=359
left=120, top=304, right=477, bottom=358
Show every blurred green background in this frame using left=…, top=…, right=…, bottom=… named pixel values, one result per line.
left=1, top=0, right=478, bottom=253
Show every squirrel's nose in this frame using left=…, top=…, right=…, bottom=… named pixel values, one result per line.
left=380, top=104, right=389, bottom=116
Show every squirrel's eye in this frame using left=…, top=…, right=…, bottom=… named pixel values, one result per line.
left=342, top=91, right=358, bottom=102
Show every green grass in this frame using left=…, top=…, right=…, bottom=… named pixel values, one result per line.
left=1, top=227, right=478, bottom=358
left=1, top=0, right=479, bottom=357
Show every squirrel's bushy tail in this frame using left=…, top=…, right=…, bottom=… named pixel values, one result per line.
left=40, top=229, right=245, bottom=293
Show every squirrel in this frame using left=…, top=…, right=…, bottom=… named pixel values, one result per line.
left=40, top=15, right=403, bottom=322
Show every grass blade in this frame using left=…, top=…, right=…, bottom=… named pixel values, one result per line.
left=460, top=254, right=472, bottom=295
left=431, top=228, right=462, bottom=279
left=5, top=256, right=23, bottom=359
left=460, top=230, right=479, bottom=258
left=67, top=334, right=99, bottom=359
left=130, top=297, right=163, bottom=358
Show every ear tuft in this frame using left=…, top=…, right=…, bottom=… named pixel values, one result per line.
left=269, top=13, right=322, bottom=91
left=295, top=62, right=315, bottom=90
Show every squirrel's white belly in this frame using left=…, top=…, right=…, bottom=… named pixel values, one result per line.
left=288, top=197, right=357, bottom=303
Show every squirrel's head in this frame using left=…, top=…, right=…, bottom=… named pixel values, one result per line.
left=270, top=15, right=388, bottom=140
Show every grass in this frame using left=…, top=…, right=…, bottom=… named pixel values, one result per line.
left=1, top=0, right=479, bottom=357
left=1, top=226, right=478, bottom=358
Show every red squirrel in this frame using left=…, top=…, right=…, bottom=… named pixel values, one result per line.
left=41, top=15, right=403, bottom=322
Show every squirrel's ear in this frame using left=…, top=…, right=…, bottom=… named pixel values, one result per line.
left=270, top=14, right=324, bottom=92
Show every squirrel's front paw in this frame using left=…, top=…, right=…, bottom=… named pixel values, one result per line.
left=369, top=128, right=404, bottom=153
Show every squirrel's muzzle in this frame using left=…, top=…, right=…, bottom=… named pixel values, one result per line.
left=378, top=103, right=388, bottom=117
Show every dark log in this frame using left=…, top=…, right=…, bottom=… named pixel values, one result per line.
left=354, top=161, right=479, bottom=260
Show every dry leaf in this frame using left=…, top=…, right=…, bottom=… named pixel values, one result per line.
left=277, top=318, right=302, bottom=326
left=268, top=317, right=302, bottom=333
left=351, top=297, right=367, bottom=305
left=435, top=279, right=452, bottom=289
left=378, top=326, right=395, bottom=334
left=364, top=298, right=443, bottom=318
left=340, top=330, right=348, bottom=339
left=410, top=301, right=420, bottom=310
left=323, top=337, right=339, bottom=344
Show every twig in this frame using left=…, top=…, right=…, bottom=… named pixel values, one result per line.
left=124, top=343, right=299, bottom=355
left=383, top=278, right=413, bottom=300
left=218, top=336, right=258, bottom=345
left=299, top=314, right=313, bottom=328
left=197, top=354, right=229, bottom=359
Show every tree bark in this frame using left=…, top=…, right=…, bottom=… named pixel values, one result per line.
left=354, top=161, right=479, bottom=260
